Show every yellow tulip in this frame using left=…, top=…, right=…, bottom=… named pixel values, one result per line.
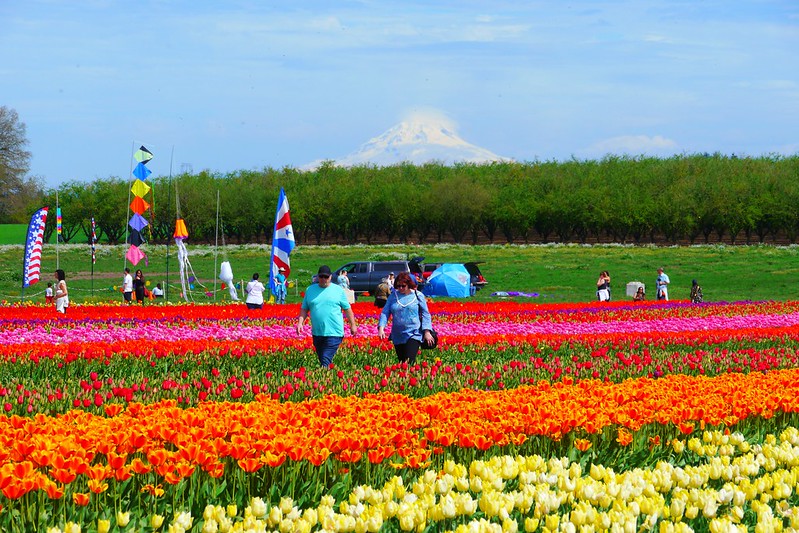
left=116, top=511, right=130, bottom=527
left=97, top=520, right=110, bottom=533
left=150, top=514, right=165, bottom=529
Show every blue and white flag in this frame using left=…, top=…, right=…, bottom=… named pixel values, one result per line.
left=269, top=188, right=295, bottom=293
left=22, top=207, right=49, bottom=288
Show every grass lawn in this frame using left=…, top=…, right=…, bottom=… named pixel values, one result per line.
left=0, top=242, right=796, bottom=304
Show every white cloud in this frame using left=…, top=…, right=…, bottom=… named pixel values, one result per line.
left=399, top=107, right=457, bottom=131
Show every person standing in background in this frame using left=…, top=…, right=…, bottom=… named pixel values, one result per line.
left=690, top=279, right=704, bottom=303
left=122, top=267, right=133, bottom=304
left=274, top=267, right=287, bottom=304
left=633, top=286, right=646, bottom=301
left=133, top=269, right=146, bottom=304
left=656, top=267, right=670, bottom=301
left=54, top=269, right=69, bottom=314
left=374, top=279, right=391, bottom=308
left=45, top=282, right=54, bottom=305
left=151, top=283, right=164, bottom=298
left=596, top=271, right=611, bottom=301
left=245, top=273, right=266, bottom=310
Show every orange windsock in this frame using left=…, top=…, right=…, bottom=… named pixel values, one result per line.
left=174, top=219, right=189, bottom=239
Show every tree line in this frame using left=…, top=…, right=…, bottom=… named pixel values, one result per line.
left=30, top=154, right=799, bottom=246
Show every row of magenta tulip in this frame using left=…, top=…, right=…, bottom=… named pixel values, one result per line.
left=2, top=370, right=799, bottom=530
left=4, top=300, right=799, bottom=346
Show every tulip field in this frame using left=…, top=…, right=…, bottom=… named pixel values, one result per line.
left=3, top=300, right=799, bottom=532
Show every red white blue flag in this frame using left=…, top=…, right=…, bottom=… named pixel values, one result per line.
left=269, top=188, right=295, bottom=293
left=22, top=207, right=49, bottom=288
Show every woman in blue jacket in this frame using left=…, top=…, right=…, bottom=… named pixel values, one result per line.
left=377, top=272, right=434, bottom=365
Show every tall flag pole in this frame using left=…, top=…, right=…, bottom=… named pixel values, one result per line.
left=269, top=188, right=295, bottom=297
left=127, top=146, right=153, bottom=267
left=55, top=191, right=60, bottom=269
left=91, top=216, right=97, bottom=296
left=21, top=206, right=49, bottom=301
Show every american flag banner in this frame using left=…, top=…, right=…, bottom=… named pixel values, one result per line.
left=91, top=216, right=97, bottom=264
left=269, top=187, right=295, bottom=294
left=22, top=207, right=49, bottom=288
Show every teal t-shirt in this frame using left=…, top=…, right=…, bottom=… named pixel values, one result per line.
left=301, top=283, right=351, bottom=337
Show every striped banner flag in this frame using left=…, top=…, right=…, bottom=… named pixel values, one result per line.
left=56, top=207, right=62, bottom=236
left=269, top=188, right=295, bottom=294
left=91, top=217, right=97, bottom=264
left=22, top=207, right=49, bottom=288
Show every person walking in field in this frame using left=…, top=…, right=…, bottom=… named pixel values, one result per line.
left=297, top=265, right=358, bottom=368
left=377, top=272, right=434, bottom=365
left=656, top=267, right=670, bottom=301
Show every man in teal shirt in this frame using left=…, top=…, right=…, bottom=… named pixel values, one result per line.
left=297, top=265, right=358, bottom=367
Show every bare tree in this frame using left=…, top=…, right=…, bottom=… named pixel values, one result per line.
left=0, top=106, right=43, bottom=222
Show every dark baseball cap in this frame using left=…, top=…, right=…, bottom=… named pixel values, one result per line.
left=317, top=265, right=332, bottom=276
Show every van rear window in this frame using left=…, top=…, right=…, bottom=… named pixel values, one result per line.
left=373, top=262, right=406, bottom=272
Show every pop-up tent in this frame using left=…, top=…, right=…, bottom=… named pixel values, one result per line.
left=423, top=263, right=472, bottom=297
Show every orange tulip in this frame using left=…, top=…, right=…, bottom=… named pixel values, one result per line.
left=87, top=479, right=108, bottom=494
left=616, top=428, right=633, bottom=446
left=237, top=457, right=263, bottom=473
left=72, top=492, right=90, bottom=506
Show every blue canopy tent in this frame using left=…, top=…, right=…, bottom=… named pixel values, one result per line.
left=422, top=263, right=472, bottom=297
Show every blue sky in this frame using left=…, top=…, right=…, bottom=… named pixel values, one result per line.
left=3, top=0, right=798, bottom=188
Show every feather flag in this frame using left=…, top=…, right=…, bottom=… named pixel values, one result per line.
left=127, top=145, right=152, bottom=268
left=269, top=188, right=295, bottom=294
left=22, top=207, right=49, bottom=288
left=91, top=217, right=97, bottom=264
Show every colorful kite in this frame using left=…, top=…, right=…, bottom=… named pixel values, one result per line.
left=127, top=146, right=152, bottom=266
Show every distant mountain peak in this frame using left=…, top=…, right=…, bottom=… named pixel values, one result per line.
left=305, top=115, right=511, bottom=169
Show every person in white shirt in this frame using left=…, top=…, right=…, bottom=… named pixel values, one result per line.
left=54, top=269, right=69, bottom=314
left=151, top=283, right=164, bottom=298
left=245, top=273, right=266, bottom=309
left=122, top=267, right=133, bottom=304
left=656, top=267, right=670, bottom=301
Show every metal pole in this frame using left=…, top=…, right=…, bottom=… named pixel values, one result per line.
left=165, top=147, right=174, bottom=302
left=213, top=190, right=219, bottom=302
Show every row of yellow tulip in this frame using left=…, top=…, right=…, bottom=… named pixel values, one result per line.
left=42, top=426, right=799, bottom=532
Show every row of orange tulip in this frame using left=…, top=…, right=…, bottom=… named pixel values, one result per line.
left=2, top=368, right=799, bottom=504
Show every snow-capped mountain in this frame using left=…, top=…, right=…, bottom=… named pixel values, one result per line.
left=305, top=115, right=511, bottom=169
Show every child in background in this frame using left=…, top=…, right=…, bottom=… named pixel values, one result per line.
left=45, top=282, right=54, bottom=305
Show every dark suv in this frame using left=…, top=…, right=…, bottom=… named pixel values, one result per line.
left=320, top=257, right=425, bottom=293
